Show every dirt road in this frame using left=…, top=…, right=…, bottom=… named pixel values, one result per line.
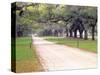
left=32, top=36, right=97, bottom=71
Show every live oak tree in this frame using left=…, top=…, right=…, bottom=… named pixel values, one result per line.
left=14, top=2, right=97, bottom=40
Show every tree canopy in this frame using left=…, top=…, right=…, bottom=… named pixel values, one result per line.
left=13, top=2, right=97, bottom=40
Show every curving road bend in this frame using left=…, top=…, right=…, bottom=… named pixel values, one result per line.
left=32, top=35, right=97, bottom=71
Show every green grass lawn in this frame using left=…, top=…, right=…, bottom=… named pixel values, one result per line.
left=44, top=36, right=97, bottom=53
left=16, top=37, right=35, bottom=61
left=15, top=37, right=43, bottom=72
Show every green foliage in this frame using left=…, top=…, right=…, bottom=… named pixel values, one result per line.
left=16, top=2, right=97, bottom=33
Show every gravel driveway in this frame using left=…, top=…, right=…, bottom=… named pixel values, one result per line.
left=32, top=36, right=97, bottom=71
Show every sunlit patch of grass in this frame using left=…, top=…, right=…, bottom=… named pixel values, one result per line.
left=45, top=36, right=97, bottom=53
left=15, top=37, right=43, bottom=72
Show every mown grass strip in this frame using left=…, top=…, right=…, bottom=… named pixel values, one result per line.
left=15, top=37, right=43, bottom=72
left=45, top=36, right=97, bottom=53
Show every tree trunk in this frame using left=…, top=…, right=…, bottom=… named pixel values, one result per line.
left=74, top=30, right=77, bottom=38
left=69, top=30, right=72, bottom=37
left=79, top=30, right=83, bottom=39
left=84, top=30, right=88, bottom=40
left=91, top=26, right=95, bottom=40
left=66, top=29, right=69, bottom=37
left=66, top=32, right=69, bottom=37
